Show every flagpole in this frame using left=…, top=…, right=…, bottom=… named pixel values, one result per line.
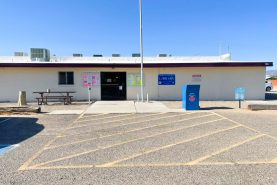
left=139, top=0, right=144, bottom=102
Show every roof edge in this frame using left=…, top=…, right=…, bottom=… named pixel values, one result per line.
left=0, top=62, right=273, bottom=68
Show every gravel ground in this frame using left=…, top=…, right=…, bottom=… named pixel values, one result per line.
left=0, top=101, right=91, bottom=113
left=0, top=108, right=276, bottom=185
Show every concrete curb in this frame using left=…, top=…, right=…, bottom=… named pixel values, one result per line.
left=0, top=106, right=41, bottom=114
left=248, top=104, right=277, bottom=111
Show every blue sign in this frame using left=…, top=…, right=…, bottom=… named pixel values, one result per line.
left=158, top=74, right=175, bottom=85
left=235, top=87, right=246, bottom=100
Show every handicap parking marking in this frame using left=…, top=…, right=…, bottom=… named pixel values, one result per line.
left=67, top=112, right=194, bottom=131
left=211, top=112, right=277, bottom=142
left=96, top=125, right=241, bottom=168
left=45, top=114, right=221, bottom=150
left=19, top=109, right=87, bottom=171
left=70, top=113, right=166, bottom=128
left=27, top=117, right=228, bottom=168
left=185, top=134, right=265, bottom=165
left=65, top=112, right=202, bottom=135
left=49, top=112, right=212, bottom=148
left=76, top=113, right=135, bottom=123
left=18, top=111, right=277, bottom=171
left=0, top=144, right=19, bottom=157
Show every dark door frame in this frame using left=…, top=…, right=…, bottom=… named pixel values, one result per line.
left=100, top=72, right=127, bottom=100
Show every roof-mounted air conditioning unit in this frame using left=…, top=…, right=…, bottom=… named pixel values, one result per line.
left=112, top=54, right=120, bottom=57
left=93, top=54, right=103, bottom=57
left=132, top=53, right=140, bottom=57
left=158, top=54, right=167, bottom=57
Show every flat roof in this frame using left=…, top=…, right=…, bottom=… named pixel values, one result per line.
left=0, top=55, right=273, bottom=68
left=0, top=62, right=272, bottom=68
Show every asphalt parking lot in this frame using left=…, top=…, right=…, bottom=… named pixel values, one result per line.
left=0, top=111, right=277, bottom=184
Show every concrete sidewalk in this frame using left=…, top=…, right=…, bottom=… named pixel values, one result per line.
left=84, top=101, right=185, bottom=114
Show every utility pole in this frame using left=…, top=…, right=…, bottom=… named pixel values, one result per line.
left=139, top=0, right=144, bottom=102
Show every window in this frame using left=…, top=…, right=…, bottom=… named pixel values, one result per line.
left=59, top=72, right=74, bottom=85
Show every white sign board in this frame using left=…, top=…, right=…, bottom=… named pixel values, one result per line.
left=192, top=74, right=202, bottom=82
left=82, top=72, right=100, bottom=87
left=127, top=73, right=143, bottom=86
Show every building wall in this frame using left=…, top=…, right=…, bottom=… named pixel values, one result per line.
left=0, top=67, right=265, bottom=102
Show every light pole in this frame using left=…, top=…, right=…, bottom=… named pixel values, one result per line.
left=139, top=0, right=144, bottom=102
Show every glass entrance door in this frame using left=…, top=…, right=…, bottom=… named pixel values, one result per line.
left=101, top=72, right=127, bottom=100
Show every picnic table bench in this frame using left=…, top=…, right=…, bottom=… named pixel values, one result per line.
left=33, top=91, right=76, bottom=105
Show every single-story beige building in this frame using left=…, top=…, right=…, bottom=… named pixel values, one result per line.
left=0, top=55, right=273, bottom=102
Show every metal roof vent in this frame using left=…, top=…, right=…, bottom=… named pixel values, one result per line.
left=112, top=54, right=120, bottom=57
left=93, top=54, right=103, bottom=57
left=158, top=54, right=167, bottom=57
left=132, top=53, right=141, bottom=57
left=73, top=53, right=83, bottom=57
left=14, top=52, right=28, bottom=56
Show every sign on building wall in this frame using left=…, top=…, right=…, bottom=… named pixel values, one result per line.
left=158, top=74, right=175, bottom=85
left=192, top=74, right=202, bottom=82
left=127, top=73, right=143, bottom=86
left=82, top=72, right=100, bottom=87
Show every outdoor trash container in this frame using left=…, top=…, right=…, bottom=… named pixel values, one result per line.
left=182, top=85, right=200, bottom=110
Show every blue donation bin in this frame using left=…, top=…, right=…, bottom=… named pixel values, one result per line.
left=182, top=85, right=200, bottom=110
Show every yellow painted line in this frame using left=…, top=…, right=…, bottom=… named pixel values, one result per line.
left=64, top=112, right=194, bottom=134
left=70, top=113, right=108, bottom=126
left=186, top=134, right=265, bottom=165
left=70, top=112, right=166, bottom=128
left=80, top=113, right=108, bottom=119
left=77, top=113, right=157, bottom=123
left=45, top=114, right=220, bottom=150
left=99, top=161, right=277, bottom=168
left=271, top=157, right=277, bottom=163
left=97, top=125, right=240, bottom=167
left=75, top=113, right=136, bottom=123
left=19, top=108, right=88, bottom=171
left=197, top=161, right=277, bottom=165
left=212, top=112, right=277, bottom=142
left=18, top=137, right=59, bottom=171
left=101, top=163, right=236, bottom=168
left=28, top=165, right=96, bottom=170
left=30, top=117, right=225, bottom=168
left=26, top=160, right=277, bottom=170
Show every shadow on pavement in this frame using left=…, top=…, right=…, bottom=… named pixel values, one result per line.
left=0, top=117, right=44, bottom=145
left=201, top=107, right=234, bottom=110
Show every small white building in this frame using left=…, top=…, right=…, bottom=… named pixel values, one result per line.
left=0, top=55, right=273, bottom=102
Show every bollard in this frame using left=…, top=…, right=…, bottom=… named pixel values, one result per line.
left=147, top=93, right=149, bottom=103
left=18, top=91, right=27, bottom=106
left=137, top=94, right=139, bottom=102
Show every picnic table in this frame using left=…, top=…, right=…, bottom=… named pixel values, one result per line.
left=33, top=91, right=76, bottom=105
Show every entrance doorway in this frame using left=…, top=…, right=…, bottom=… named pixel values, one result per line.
left=101, top=72, right=127, bottom=100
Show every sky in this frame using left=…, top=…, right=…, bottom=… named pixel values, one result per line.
left=0, top=0, right=276, bottom=68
